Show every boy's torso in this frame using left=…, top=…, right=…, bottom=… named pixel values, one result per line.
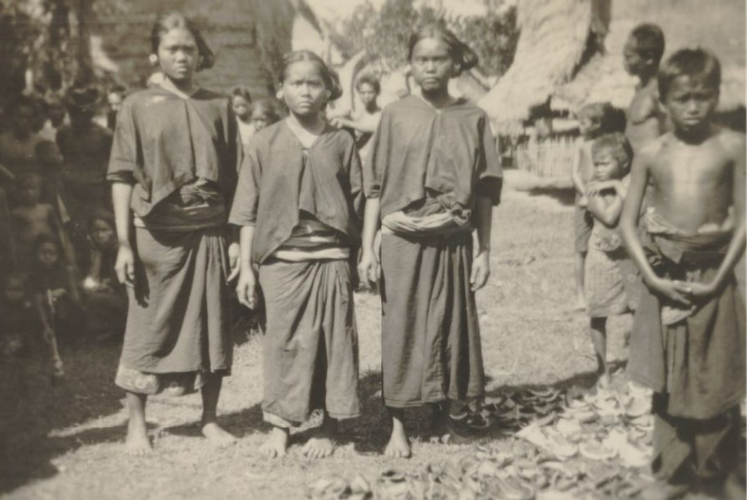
left=626, top=82, right=667, bottom=152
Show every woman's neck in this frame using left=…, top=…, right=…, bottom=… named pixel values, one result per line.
left=418, top=87, right=456, bottom=109
left=160, top=75, right=198, bottom=98
left=287, top=112, right=325, bottom=135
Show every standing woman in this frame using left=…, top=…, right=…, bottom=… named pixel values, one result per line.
left=359, top=24, right=503, bottom=458
left=108, top=13, right=241, bottom=455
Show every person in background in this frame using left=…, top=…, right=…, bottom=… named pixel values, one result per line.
left=621, top=48, right=746, bottom=500
left=0, top=273, right=35, bottom=357
left=39, top=94, right=67, bottom=143
left=231, top=86, right=255, bottom=149
left=106, top=85, right=127, bottom=132
left=331, top=73, right=382, bottom=163
left=249, top=99, right=280, bottom=134
left=359, top=24, right=503, bottom=458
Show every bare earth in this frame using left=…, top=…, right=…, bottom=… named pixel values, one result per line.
left=1, top=171, right=643, bottom=499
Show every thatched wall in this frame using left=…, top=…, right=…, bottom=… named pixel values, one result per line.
left=554, top=0, right=746, bottom=113
left=477, top=0, right=595, bottom=135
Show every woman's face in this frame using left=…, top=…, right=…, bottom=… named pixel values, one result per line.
left=410, top=37, right=454, bottom=93
left=37, top=242, right=60, bottom=269
left=282, top=61, right=327, bottom=118
left=232, top=96, right=251, bottom=120
left=90, top=219, right=116, bottom=249
left=251, top=109, right=271, bottom=131
left=156, top=27, right=199, bottom=84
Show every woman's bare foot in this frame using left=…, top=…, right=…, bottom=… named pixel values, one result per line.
left=260, top=427, right=289, bottom=458
left=201, top=421, right=237, bottom=447
left=384, top=410, right=411, bottom=458
left=302, top=417, right=337, bottom=459
left=124, top=417, right=152, bottom=456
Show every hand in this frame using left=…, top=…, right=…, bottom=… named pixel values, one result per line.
left=647, top=277, right=693, bottom=306
left=330, top=118, right=344, bottom=128
left=227, top=242, right=240, bottom=282
left=470, top=251, right=491, bottom=292
left=676, top=280, right=719, bottom=300
left=236, top=267, right=259, bottom=309
left=357, top=249, right=381, bottom=289
left=115, top=244, right=136, bottom=287
left=577, top=196, right=589, bottom=207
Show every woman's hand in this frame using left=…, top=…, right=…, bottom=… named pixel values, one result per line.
left=227, top=242, right=241, bottom=282
left=236, top=267, right=259, bottom=309
left=676, top=280, right=719, bottom=301
left=115, top=244, right=136, bottom=287
left=470, top=251, right=491, bottom=292
left=358, top=249, right=381, bottom=289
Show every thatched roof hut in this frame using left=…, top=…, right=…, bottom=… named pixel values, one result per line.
left=554, top=0, right=746, bottom=113
left=480, top=0, right=746, bottom=134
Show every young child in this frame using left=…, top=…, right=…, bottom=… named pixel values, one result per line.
left=359, top=24, right=502, bottom=458
left=82, top=210, right=127, bottom=341
left=11, top=172, right=69, bottom=272
left=231, top=50, right=363, bottom=459
left=571, top=102, right=618, bottom=308
left=0, top=96, right=48, bottom=178
left=0, top=273, right=35, bottom=357
left=583, top=133, right=635, bottom=388
left=106, top=85, right=127, bottom=132
left=623, top=23, right=669, bottom=152
left=249, top=99, right=280, bottom=133
left=331, top=73, right=383, bottom=158
left=231, top=86, right=255, bottom=148
left=28, top=235, right=82, bottom=359
left=621, top=48, right=746, bottom=500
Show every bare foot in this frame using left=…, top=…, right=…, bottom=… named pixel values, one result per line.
left=385, top=420, right=411, bottom=458
left=124, top=418, right=152, bottom=456
left=259, top=427, right=289, bottom=458
left=201, top=421, right=236, bottom=447
left=302, top=435, right=335, bottom=459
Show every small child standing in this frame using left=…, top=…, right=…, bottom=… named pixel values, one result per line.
left=231, top=86, right=255, bottom=149
left=621, top=48, right=745, bottom=500
left=231, top=51, right=363, bottom=459
left=331, top=73, right=383, bottom=160
left=571, top=102, right=618, bottom=308
left=583, top=134, right=636, bottom=388
left=249, top=100, right=280, bottom=134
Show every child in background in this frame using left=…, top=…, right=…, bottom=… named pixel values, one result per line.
left=0, top=96, right=47, bottom=178
left=249, top=99, right=280, bottom=133
left=29, top=235, right=82, bottom=356
left=232, top=50, right=363, bottom=459
left=583, top=134, right=635, bottom=389
left=623, top=23, right=669, bottom=152
left=39, top=95, right=67, bottom=143
left=231, top=86, right=255, bottom=148
left=106, top=85, right=127, bottom=132
left=571, top=102, right=618, bottom=308
left=621, top=48, right=745, bottom=500
left=0, top=273, right=35, bottom=357
left=82, top=210, right=127, bottom=341
left=359, top=24, right=502, bottom=458
left=331, top=73, right=382, bottom=159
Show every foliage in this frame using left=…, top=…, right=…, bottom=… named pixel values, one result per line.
left=338, top=0, right=519, bottom=76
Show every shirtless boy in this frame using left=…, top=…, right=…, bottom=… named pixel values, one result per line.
left=620, top=48, right=745, bottom=500
left=12, top=172, right=61, bottom=268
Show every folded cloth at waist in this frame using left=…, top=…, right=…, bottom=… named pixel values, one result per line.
left=271, top=215, right=349, bottom=262
left=134, top=178, right=226, bottom=232
left=382, top=197, right=472, bottom=237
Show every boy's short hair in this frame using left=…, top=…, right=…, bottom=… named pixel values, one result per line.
left=231, top=86, right=252, bottom=102
left=87, top=209, right=116, bottom=233
left=577, top=102, right=621, bottom=134
left=65, top=84, right=100, bottom=114
left=355, top=73, right=381, bottom=94
left=591, top=133, right=633, bottom=175
left=657, top=48, right=722, bottom=102
left=628, top=23, right=665, bottom=63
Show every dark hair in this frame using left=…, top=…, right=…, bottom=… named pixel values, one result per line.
left=150, top=12, right=215, bottom=71
left=251, top=99, right=280, bottom=123
left=87, top=209, right=116, bottom=234
left=355, top=73, right=381, bottom=95
left=628, top=24, right=665, bottom=63
left=231, top=86, right=252, bottom=103
left=277, top=50, right=343, bottom=100
left=33, top=234, right=62, bottom=258
left=108, top=84, right=127, bottom=95
left=577, top=102, right=620, bottom=135
left=658, top=47, right=721, bottom=102
left=6, top=95, right=43, bottom=120
left=407, top=23, right=479, bottom=73
left=591, top=133, right=633, bottom=175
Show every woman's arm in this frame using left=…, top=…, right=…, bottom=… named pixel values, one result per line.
left=112, top=182, right=135, bottom=287
left=471, top=195, right=493, bottom=292
left=236, top=225, right=258, bottom=309
left=358, top=197, right=381, bottom=286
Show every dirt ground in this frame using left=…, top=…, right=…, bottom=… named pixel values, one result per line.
left=0, top=171, right=687, bottom=499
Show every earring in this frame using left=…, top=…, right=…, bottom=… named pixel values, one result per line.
left=149, top=54, right=158, bottom=66
left=325, top=90, right=331, bottom=99
left=275, top=90, right=284, bottom=100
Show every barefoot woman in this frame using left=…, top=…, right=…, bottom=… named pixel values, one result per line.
left=108, top=13, right=241, bottom=454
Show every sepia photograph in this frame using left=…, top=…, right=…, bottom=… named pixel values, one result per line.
left=0, top=0, right=746, bottom=499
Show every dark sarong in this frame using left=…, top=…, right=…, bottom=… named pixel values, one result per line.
left=259, top=259, right=359, bottom=426
left=628, top=231, right=746, bottom=481
left=116, top=226, right=232, bottom=395
left=380, top=231, right=484, bottom=408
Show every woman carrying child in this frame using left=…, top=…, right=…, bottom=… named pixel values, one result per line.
left=359, top=24, right=503, bottom=458
left=107, top=12, right=241, bottom=455
left=232, top=51, right=364, bottom=459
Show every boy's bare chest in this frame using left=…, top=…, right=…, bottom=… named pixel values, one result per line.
left=627, top=91, right=658, bottom=124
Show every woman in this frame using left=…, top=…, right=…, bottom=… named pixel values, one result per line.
left=108, top=12, right=241, bottom=455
